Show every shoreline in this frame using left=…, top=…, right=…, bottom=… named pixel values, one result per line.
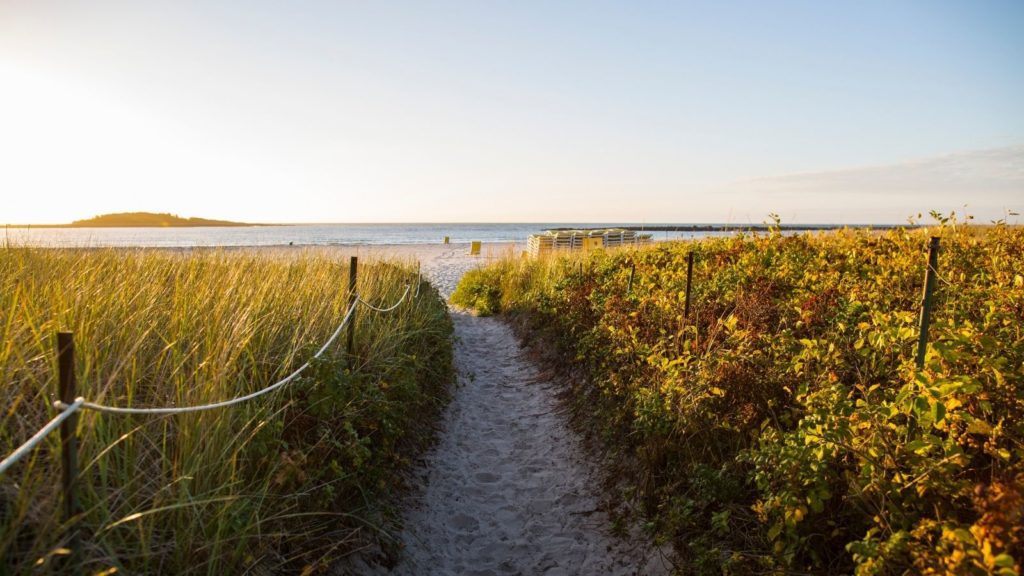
left=0, top=241, right=522, bottom=251
left=547, top=223, right=921, bottom=232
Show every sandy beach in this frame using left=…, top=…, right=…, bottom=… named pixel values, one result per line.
left=345, top=242, right=521, bottom=300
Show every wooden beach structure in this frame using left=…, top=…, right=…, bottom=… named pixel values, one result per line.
left=527, top=228, right=652, bottom=258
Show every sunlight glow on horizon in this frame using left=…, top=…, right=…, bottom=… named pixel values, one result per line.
left=1, top=1, right=1021, bottom=225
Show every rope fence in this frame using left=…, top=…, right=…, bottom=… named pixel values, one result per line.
left=0, top=256, right=425, bottom=560
left=59, top=300, right=362, bottom=416
left=0, top=398, right=84, bottom=476
left=358, top=284, right=411, bottom=313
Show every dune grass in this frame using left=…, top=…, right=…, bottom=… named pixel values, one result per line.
left=452, top=219, right=1023, bottom=575
left=0, top=247, right=454, bottom=574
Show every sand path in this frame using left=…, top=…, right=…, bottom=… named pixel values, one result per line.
left=347, top=244, right=668, bottom=575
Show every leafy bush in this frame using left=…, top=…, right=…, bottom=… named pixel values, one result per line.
left=452, top=220, right=1023, bottom=575
left=450, top=267, right=503, bottom=315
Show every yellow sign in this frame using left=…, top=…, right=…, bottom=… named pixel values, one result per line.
left=470, top=241, right=481, bottom=255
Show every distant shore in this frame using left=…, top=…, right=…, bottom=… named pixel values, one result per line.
left=5, top=211, right=274, bottom=228
left=4, top=222, right=277, bottom=228
left=4, top=223, right=920, bottom=233
left=3, top=222, right=945, bottom=250
left=547, top=223, right=920, bottom=232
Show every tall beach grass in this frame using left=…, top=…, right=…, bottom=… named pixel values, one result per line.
left=1, top=247, right=454, bottom=573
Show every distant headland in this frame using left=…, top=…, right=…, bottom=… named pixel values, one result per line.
left=9, top=212, right=263, bottom=228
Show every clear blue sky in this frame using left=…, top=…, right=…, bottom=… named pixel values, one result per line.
left=1, top=0, right=1021, bottom=223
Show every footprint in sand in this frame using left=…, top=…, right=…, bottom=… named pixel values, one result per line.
left=474, top=472, right=501, bottom=484
left=449, top=513, right=480, bottom=532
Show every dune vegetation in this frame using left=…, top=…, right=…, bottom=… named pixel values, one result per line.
left=451, top=217, right=1023, bottom=575
left=0, top=247, right=453, bottom=574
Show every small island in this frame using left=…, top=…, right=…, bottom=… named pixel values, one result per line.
left=6, top=212, right=260, bottom=227
left=69, top=212, right=255, bottom=227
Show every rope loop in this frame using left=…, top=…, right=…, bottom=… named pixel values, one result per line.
left=358, top=285, right=411, bottom=313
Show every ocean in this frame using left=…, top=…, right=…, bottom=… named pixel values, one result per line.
left=4, top=223, right=735, bottom=248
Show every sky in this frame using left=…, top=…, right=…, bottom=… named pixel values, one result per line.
left=1, top=1, right=1022, bottom=224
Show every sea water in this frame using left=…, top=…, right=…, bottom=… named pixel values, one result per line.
left=4, top=223, right=730, bottom=248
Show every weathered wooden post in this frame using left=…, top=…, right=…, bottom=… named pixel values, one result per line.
left=627, top=262, right=636, bottom=294
left=347, top=257, right=358, bottom=358
left=915, top=237, right=940, bottom=370
left=684, top=251, right=695, bottom=319
left=57, top=332, right=80, bottom=561
left=415, top=262, right=421, bottom=299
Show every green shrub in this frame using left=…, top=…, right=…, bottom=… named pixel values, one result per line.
left=453, top=220, right=1023, bottom=575
left=450, top=267, right=503, bottom=315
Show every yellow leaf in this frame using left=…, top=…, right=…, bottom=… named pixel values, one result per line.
left=966, top=419, right=993, bottom=435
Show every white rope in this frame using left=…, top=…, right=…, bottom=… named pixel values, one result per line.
left=3, top=276, right=424, bottom=467
left=0, top=398, right=84, bottom=476
left=358, top=285, right=411, bottom=313
left=58, top=301, right=358, bottom=415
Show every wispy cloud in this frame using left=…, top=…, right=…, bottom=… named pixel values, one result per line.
left=720, top=146, right=1024, bottom=223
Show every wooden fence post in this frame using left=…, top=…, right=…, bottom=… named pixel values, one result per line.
left=915, top=237, right=940, bottom=370
left=347, top=257, right=358, bottom=358
left=684, top=251, right=695, bottom=320
left=627, top=263, right=635, bottom=294
left=56, top=332, right=80, bottom=562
